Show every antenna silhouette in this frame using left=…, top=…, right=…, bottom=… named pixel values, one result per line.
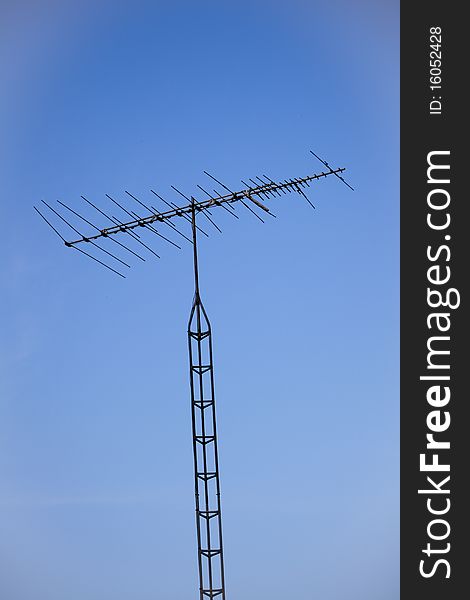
left=35, top=152, right=352, bottom=599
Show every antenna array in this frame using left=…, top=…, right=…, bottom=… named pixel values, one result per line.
left=35, top=152, right=351, bottom=279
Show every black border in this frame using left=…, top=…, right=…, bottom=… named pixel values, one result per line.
left=400, top=4, right=467, bottom=598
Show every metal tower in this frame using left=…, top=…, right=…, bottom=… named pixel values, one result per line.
left=35, top=151, right=352, bottom=599
left=188, top=197, right=226, bottom=598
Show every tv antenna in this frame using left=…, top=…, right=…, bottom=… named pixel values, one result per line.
left=35, top=151, right=352, bottom=599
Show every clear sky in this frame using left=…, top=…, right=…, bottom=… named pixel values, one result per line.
left=1, top=1, right=399, bottom=599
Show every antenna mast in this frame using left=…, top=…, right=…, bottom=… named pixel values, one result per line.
left=188, top=196, right=226, bottom=597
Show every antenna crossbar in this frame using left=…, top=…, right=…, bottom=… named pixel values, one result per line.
left=65, top=167, right=345, bottom=247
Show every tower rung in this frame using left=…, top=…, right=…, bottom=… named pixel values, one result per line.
left=197, top=471, right=217, bottom=480
left=191, top=365, right=212, bottom=374
left=200, top=549, right=221, bottom=557
left=198, top=510, right=219, bottom=520
left=202, top=589, right=223, bottom=598
left=193, top=400, right=214, bottom=409
left=189, top=330, right=210, bottom=340
left=195, top=435, right=215, bottom=445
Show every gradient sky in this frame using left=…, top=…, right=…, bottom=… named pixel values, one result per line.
left=1, top=1, right=399, bottom=599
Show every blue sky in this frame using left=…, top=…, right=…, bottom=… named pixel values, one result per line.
left=1, top=1, right=399, bottom=598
